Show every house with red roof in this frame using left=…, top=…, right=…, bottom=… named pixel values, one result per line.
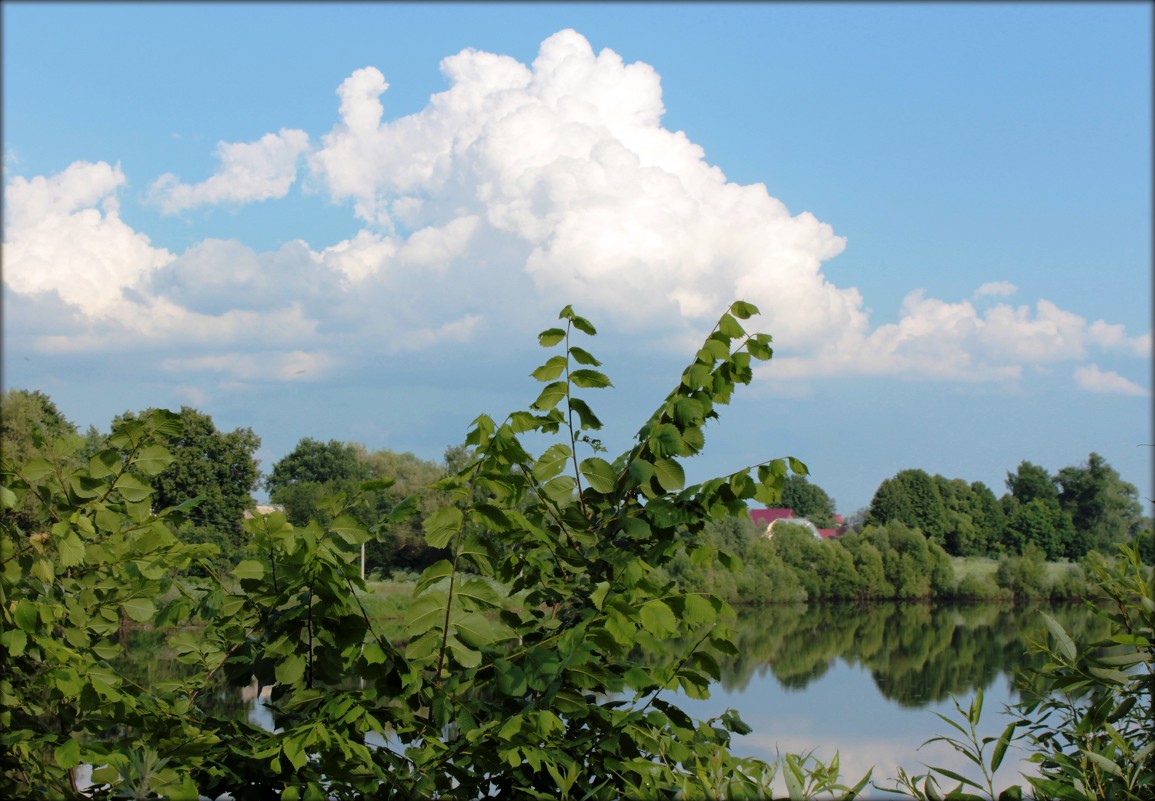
left=749, top=508, right=845, bottom=540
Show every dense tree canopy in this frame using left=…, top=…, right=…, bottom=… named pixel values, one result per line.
left=114, top=406, right=260, bottom=542
left=866, top=469, right=948, bottom=545
left=773, top=474, right=837, bottom=528
left=266, top=438, right=448, bottom=575
left=1057, top=452, right=1143, bottom=553
left=1, top=389, right=77, bottom=465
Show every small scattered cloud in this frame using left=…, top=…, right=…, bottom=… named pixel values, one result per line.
left=149, top=128, right=310, bottom=213
left=161, top=350, right=333, bottom=382
left=391, top=314, right=484, bottom=352
left=1074, top=364, right=1147, bottom=397
left=974, top=280, right=1017, bottom=298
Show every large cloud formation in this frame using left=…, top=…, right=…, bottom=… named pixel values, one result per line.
left=2, top=30, right=1149, bottom=396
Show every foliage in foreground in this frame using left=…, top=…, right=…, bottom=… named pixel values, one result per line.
left=2, top=303, right=839, bottom=799
left=882, top=542, right=1153, bottom=801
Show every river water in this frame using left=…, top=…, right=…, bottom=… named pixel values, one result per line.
left=224, top=600, right=1101, bottom=797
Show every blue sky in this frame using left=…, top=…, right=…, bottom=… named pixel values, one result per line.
left=3, top=2, right=1151, bottom=513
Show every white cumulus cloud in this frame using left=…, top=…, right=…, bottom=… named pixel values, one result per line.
left=150, top=128, right=310, bottom=213
left=2, top=161, right=174, bottom=316
left=1074, top=364, right=1148, bottom=396
left=4, top=30, right=1148, bottom=396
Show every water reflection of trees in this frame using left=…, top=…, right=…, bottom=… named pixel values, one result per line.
left=628, top=603, right=1110, bottom=708
left=715, top=602, right=1110, bottom=706
left=120, top=604, right=1111, bottom=717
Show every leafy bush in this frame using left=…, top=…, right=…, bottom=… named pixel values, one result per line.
left=1, top=302, right=818, bottom=799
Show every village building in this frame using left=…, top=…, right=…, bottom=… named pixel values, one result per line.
left=748, top=507, right=845, bottom=540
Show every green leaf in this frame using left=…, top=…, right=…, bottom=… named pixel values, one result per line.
left=1081, top=749, right=1123, bottom=777
left=730, top=300, right=760, bottom=319
left=495, top=659, right=527, bottom=696
left=57, top=530, right=85, bottom=567
left=454, top=611, right=516, bottom=648
left=787, top=456, right=809, bottom=476
left=542, top=476, right=577, bottom=505
left=457, top=577, right=501, bottom=610
left=282, top=736, right=307, bottom=772
left=87, top=449, right=121, bottom=479
left=531, top=355, right=568, bottom=382
left=113, top=472, right=153, bottom=502
left=276, top=653, right=307, bottom=686
left=448, top=636, right=482, bottom=668
left=568, top=397, right=603, bottom=431
left=672, top=398, right=704, bottom=427
left=628, top=460, right=655, bottom=486
left=625, top=666, right=655, bottom=691
left=681, top=594, right=716, bottom=627
left=569, top=369, right=611, bottom=389
left=538, top=327, right=567, bottom=347
left=561, top=307, right=597, bottom=336
left=360, top=477, right=396, bottom=492
left=132, top=444, right=174, bottom=476
left=1041, top=612, right=1077, bottom=662
left=54, top=737, right=80, bottom=769
left=591, top=582, right=611, bottom=610
left=579, top=457, right=617, bottom=494
left=233, top=560, right=265, bottom=581
left=653, top=458, right=685, bottom=491
left=21, top=457, right=55, bottom=483
left=2, top=629, right=28, bottom=658
left=405, top=592, right=450, bottom=637
left=718, top=313, right=746, bottom=339
left=424, top=506, right=464, bottom=549
left=991, top=721, right=1017, bottom=772
left=121, top=597, right=156, bottom=623
left=69, top=473, right=105, bottom=499
left=639, top=599, right=677, bottom=637
left=416, top=560, right=454, bottom=594
left=531, top=381, right=568, bottom=412
left=389, top=494, right=420, bottom=523
left=533, top=444, right=572, bottom=483
left=568, top=346, right=601, bottom=366
left=329, top=515, right=368, bottom=545
left=648, top=424, right=683, bottom=458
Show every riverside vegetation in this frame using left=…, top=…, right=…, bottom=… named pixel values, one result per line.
left=2, top=303, right=1152, bottom=799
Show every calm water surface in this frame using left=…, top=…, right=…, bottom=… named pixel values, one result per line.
left=230, top=601, right=1105, bottom=797
left=664, top=601, right=1106, bottom=796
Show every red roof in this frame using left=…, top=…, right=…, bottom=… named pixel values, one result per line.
left=749, top=508, right=795, bottom=528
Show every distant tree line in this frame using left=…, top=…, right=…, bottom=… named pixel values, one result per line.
left=863, top=457, right=1147, bottom=560
left=3, top=388, right=1151, bottom=586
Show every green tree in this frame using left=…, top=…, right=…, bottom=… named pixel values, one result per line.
left=968, top=480, right=1006, bottom=556
left=1, top=390, right=81, bottom=532
left=774, top=473, right=837, bottom=528
left=1, top=389, right=77, bottom=465
left=1004, top=497, right=1077, bottom=560
left=1006, top=460, right=1058, bottom=506
left=932, top=476, right=981, bottom=556
left=114, top=406, right=260, bottom=557
left=1056, top=452, right=1143, bottom=554
left=266, top=438, right=369, bottom=527
left=356, top=446, right=448, bottom=574
left=866, top=468, right=948, bottom=545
